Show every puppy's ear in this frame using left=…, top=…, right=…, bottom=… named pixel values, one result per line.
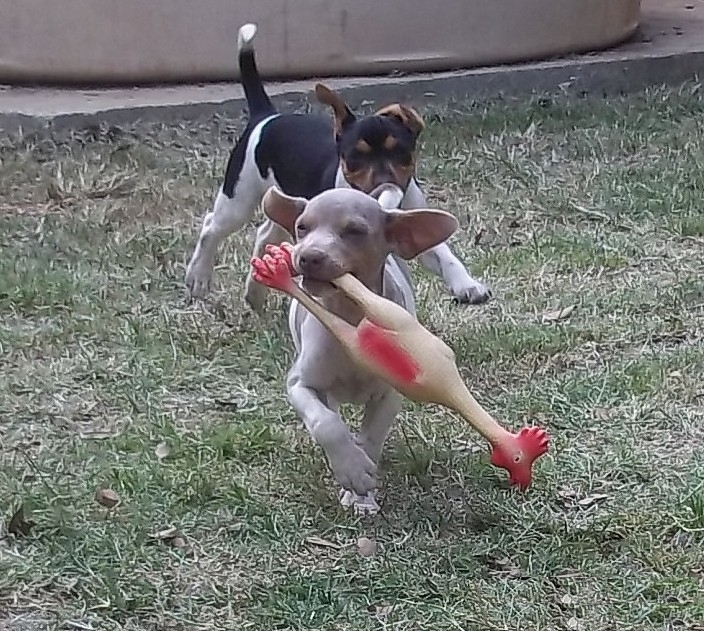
left=384, top=209, right=458, bottom=260
left=376, top=104, right=425, bottom=136
left=262, top=186, right=308, bottom=235
left=315, top=83, right=356, bottom=138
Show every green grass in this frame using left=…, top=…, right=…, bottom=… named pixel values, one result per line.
left=2, top=83, right=704, bottom=630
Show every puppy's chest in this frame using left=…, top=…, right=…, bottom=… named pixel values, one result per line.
left=294, top=263, right=414, bottom=406
left=322, top=343, right=390, bottom=404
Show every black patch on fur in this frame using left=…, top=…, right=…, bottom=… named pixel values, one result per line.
left=239, top=48, right=277, bottom=120
left=222, top=121, right=256, bottom=198
left=254, top=114, right=339, bottom=198
left=222, top=112, right=416, bottom=201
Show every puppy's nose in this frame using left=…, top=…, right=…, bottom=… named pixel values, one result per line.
left=298, top=249, right=326, bottom=274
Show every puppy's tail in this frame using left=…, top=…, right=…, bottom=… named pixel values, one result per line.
left=237, top=23, right=277, bottom=119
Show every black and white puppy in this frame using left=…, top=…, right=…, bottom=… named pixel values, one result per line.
left=185, top=23, right=491, bottom=309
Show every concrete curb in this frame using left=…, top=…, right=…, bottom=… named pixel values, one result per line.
left=1, top=48, right=703, bottom=136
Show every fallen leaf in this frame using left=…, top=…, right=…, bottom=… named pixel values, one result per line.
left=450, top=437, right=483, bottom=454
left=578, top=493, right=608, bottom=507
left=561, top=594, right=575, bottom=606
left=557, top=486, right=579, bottom=501
left=481, top=554, right=523, bottom=578
left=357, top=537, right=377, bottom=557
left=367, top=602, right=395, bottom=617
left=150, top=526, right=187, bottom=548
left=155, top=441, right=170, bottom=461
left=567, top=617, right=584, bottom=630
left=8, top=504, right=34, bottom=537
left=305, top=536, right=341, bottom=550
left=593, top=407, right=611, bottom=421
left=78, top=431, right=119, bottom=440
left=94, top=488, right=120, bottom=508
left=541, top=305, right=576, bottom=324
left=669, top=530, right=692, bottom=549
left=151, top=526, right=179, bottom=540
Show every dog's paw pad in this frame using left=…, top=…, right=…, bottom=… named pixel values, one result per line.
left=185, top=261, right=213, bottom=299
left=453, top=282, right=492, bottom=305
left=339, top=489, right=380, bottom=516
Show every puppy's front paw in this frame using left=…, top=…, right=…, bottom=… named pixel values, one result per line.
left=339, top=489, right=380, bottom=516
left=185, top=257, right=213, bottom=300
left=329, top=442, right=378, bottom=497
left=451, top=278, right=492, bottom=305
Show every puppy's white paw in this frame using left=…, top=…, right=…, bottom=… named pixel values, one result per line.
left=328, top=442, right=378, bottom=497
left=339, top=489, right=380, bottom=516
left=185, top=257, right=213, bottom=300
left=451, top=278, right=492, bottom=305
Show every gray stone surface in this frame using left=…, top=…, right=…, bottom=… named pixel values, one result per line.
left=0, top=0, right=702, bottom=135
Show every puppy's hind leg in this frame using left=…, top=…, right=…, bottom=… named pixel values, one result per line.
left=185, top=181, right=263, bottom=300
left=244, top=218, right=290, bottom=311
left=185, top=118, right=276, bottom=300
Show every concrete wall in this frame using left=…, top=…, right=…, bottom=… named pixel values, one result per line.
left=0, top=0, right=641, bottom=85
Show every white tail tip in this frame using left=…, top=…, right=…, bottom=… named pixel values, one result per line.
left=237, top=23, right=258, bottom=53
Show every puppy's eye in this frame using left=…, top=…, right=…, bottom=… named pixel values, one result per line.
left=342, top=224, right=368, bottom=238
left=296, top=223, right=308, bottom=236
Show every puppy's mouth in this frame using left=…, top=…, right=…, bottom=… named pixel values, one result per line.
left=298, top=269, right=350, bottom=296
left=292, top=249, right=349, bottom=295
left=300, top=277, right=334, bottom=294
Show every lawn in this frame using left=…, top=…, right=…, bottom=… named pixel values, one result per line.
left=1, top=83, right=703, bottom=631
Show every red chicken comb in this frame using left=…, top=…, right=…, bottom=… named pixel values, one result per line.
left=489, top=426, right=550, bottom=490
left=250, top=243, right=297, bottom=292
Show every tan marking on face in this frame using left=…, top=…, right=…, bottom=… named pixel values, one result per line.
left=341, top=155, right=416, bottom=193
left=383, top=135, right=398, bottom=151
left=340, top=160, right=375, bottom=193
left=355, top=139, right=372, bottom=153
left=389, top=154, right=416, bottom=189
